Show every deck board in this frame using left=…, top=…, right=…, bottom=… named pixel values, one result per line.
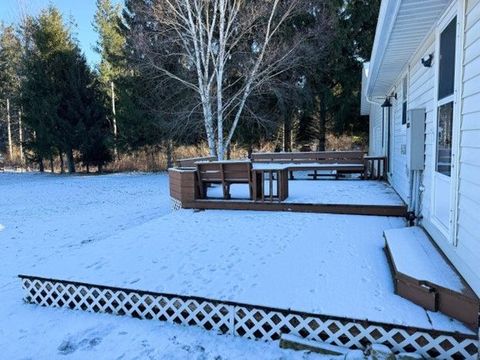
left=28, top=210, right=472, bottom=335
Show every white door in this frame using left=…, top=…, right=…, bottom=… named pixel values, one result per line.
left=432, top=15, right=458, bottom=240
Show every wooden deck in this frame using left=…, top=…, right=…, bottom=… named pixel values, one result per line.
left=181, top=199, right=407, bottom=217
left=169, top=167, right=407, bottom=217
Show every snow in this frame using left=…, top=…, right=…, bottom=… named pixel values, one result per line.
left=281, top=334, right=349, bottom=355
left=208, top=179, right=404, bottom=206
left=252, top=163, right=362, bottom=170
left=385, top=226, right=465, bottom=292
left=30, top=210, right=469, bottom=334
left=1, top=172, right=329, bottom=359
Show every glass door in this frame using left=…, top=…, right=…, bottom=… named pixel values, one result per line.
left=433, top=16, right=457, bottom=238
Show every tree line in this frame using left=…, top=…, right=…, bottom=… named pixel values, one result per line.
left=0, top=0, right=379, bottom=172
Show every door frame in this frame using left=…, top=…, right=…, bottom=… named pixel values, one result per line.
left=430, top=1, right=464, bottom=245
left=387, top=94, right=394, bottom=177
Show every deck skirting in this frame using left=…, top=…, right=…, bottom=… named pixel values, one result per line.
left=20, top=275, right=478, bottom=359
left=182, top=200, right=407, bottom=217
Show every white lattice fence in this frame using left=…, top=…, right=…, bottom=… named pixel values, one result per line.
left=170, top=197, right=183, bottom=211
left=20, top=275, right=479, bottom=359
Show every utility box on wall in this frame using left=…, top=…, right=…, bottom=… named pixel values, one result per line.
left=406, top=108, right=426, bottom=171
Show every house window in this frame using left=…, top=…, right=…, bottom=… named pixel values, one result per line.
left=438, top=18, right=457, bottom=100
left=437, top=102, right=453, bottom=176
left=436, top=17, right=456, bottom=177
left=402, top=77, right=407, bottom=125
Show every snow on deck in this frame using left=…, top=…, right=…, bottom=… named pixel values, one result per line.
left=385, top=227, right=465, bottom=292
left=208, top=179, right=404, bottom=206
left=31, top=210, right=470, bottom=334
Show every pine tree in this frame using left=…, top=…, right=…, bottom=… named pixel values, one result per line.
left=0, top=24, right=22, bottom=159
left=94, top=0, right=126, bottom=156
left=22, top=6, right=112, bottom=172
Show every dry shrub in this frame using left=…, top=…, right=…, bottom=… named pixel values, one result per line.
left=2, top=133, right=367, bottom=173
left=325, top=134, right=367, bottom=151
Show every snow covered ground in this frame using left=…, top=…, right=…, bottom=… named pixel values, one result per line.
left=30, top=209, right=470, bottom=334
left=207, top=178, right=404, bottom=206
left=0, top=172, right=326, bottom=359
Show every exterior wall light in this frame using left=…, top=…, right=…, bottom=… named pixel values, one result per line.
left=381, top=94, right=397, bottom=108
left=421, top=53, right=433, bottom=67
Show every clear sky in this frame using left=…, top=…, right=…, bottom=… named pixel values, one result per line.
left=0, top=0, right=122, bottom=67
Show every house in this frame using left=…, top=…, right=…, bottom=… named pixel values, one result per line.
left=362, top=0, right=480, bottom=299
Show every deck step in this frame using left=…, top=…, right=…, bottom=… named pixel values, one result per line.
left=384, top=226, right=479, bottom=330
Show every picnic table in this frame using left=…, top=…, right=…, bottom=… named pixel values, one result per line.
left=251, top=163, right=289, bottom=202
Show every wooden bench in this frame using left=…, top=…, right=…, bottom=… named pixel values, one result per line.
left=196, top=161, right=253, bottom=199
left=251, top=151, right=366, bottom=179
left=176, top=156, right=216, bottom=168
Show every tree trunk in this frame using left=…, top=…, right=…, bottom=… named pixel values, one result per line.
left=111, top=81, right=118, bottom=160
left=318, top=93, right=327, bottom=151
left=39, top=158, right=44, bottom=172
left=66, top=149, right=75, bottom=173
left=86, top=163, right=90, bottom=173
left=6, top=99, right=13, bottom=160
left=59, top=153, right=65, bottom=174
left=166, top=140, right=174, bottom=169
left=283, top=116, right=292, bottom=152
left=202, top=98, right=216, bottom=158
left=18, top=110, right=24, bottom=164
left=50, top=155, right=54, bottom=173
left=226, top=144, right=231, bottom=160
left=98, top=164, right=102, bottom=173
left=149, top=149, right=156, bottom=171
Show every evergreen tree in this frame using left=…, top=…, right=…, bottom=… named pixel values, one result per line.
left=94, top=0, right=126, bottom=156
left=94, top=0, right=125, bottom=85
left=0, top=23, right=22, bottom=156
left=298, top=0, right=380, bottom=150
left=116, top=0, right=185, bottom=152
left=22, top=7, right=111, bottom=172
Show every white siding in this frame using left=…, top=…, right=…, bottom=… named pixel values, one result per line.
left=455, top=0, right=480, bottom=294
left=369, top=102, right=384, bottom=157
left=367, top=0, right=480, bottom=295
left=368, top=40, right=436, bottom=204
left=408, top=39, right=436, bottom=227
left=388, top=78, right=409, bottom=202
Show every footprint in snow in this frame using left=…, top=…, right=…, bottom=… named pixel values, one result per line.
left=58, top=336, right=103, bottom=355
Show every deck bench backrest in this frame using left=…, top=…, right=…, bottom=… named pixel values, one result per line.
left=197, top=161, right=252, bottom=183
left=176, top=156, right=217, bottom=168
left=221, top=162, right=252, bottom=183
left=251, top=151, right=365, bottom=164
left=196, top=161, right=252, bottom=199
left=196, top=162, right=224, bottom=183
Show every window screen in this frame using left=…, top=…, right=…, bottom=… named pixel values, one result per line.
left=438, top=17, right=457, bottom=100
left=402, top=77, right=408, bottom=125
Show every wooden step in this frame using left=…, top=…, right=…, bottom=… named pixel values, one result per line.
left=384, top=226, right=479, bottom=331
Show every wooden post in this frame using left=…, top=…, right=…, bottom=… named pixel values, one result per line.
left=6, top=99, right=13, bottom=160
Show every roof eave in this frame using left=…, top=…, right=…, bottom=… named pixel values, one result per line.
left=366, top=0, right=403, bottom=99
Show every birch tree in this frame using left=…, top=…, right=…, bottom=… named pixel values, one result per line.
left=128, top=0, right=326, bottom=159
left=0, top=24, right=22, bottom=160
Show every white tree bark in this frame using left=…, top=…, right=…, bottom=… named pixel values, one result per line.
left=139, top=0, right=303, bottom=159
left=111, top=81, right=118, bottom=159
left=6, top=98, right=13, bottom=160
left=18, top=109, right=24, bottom=164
